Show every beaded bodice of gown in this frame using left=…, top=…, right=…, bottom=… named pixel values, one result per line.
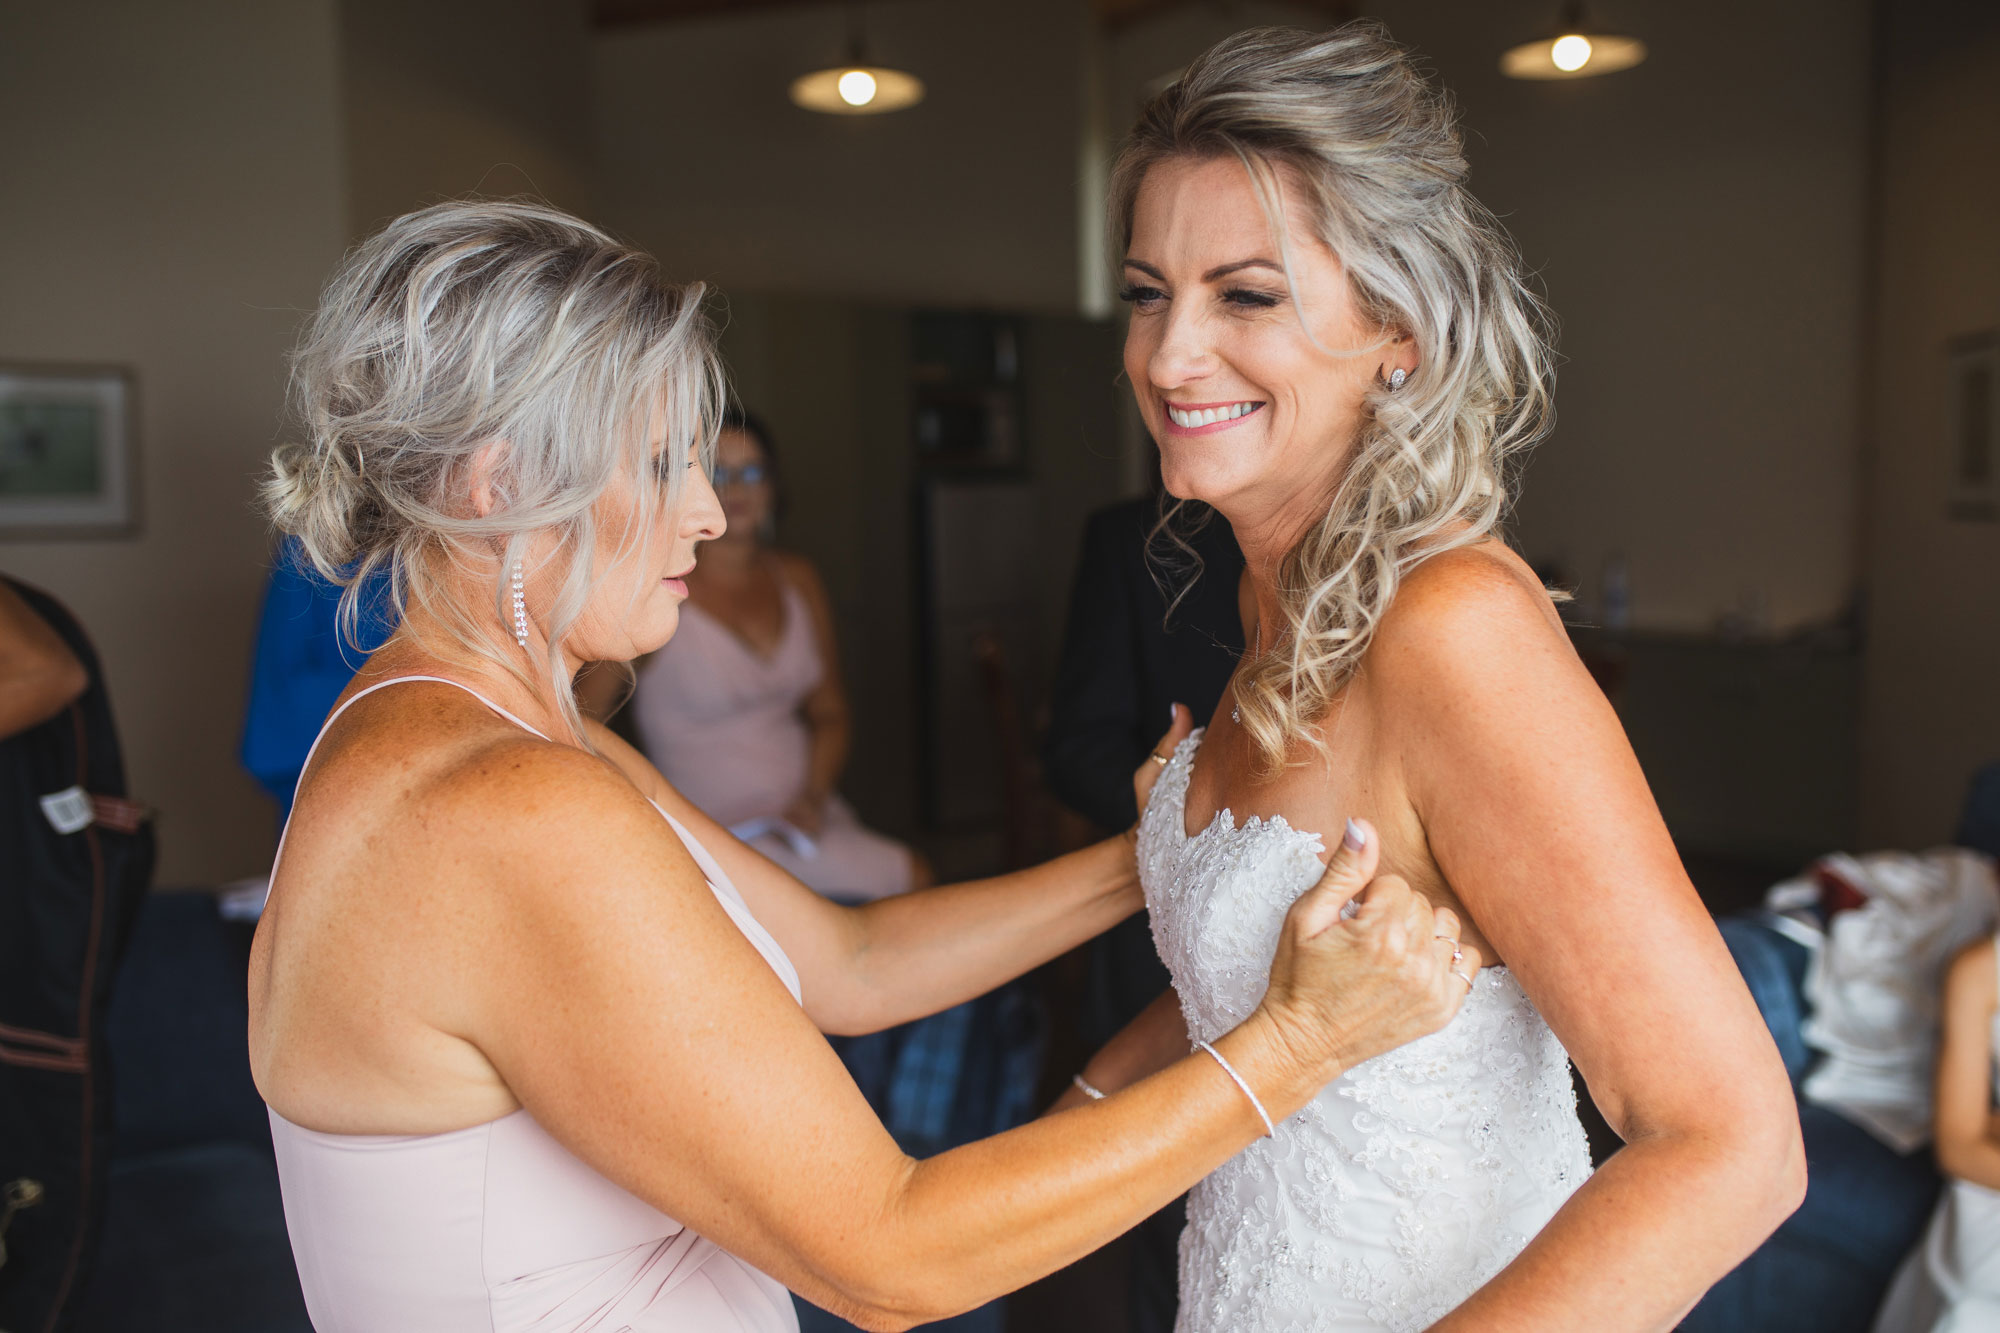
left=1138, top=730, right=1592, bottom=1333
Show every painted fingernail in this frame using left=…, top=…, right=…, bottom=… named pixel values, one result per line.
left=1169, top=702, right=1181, bottom=723
left=1343, top=818, right=1366, bottom=851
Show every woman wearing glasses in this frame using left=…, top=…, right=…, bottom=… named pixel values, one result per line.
left=621, top=408, right=928, bottom=902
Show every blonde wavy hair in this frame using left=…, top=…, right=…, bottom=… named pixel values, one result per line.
left=1113, top=23, right=1557, bottom=771
left=264, top=199, right=725, bottom=742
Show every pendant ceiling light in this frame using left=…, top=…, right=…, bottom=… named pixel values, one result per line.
left=1500, top=1, right=1647, bottom=80
left=790, top=6, right=924, bottom=115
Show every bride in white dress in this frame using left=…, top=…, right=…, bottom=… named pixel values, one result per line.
left=1873, top=931, right=2000, bottom=1332
left=1058, top=24, right=1806, bottom=1331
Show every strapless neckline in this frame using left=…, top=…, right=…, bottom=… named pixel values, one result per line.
left=1137, top=728, right=1589, bottom=1332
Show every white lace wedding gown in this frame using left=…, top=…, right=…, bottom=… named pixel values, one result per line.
left=1138, top=731, right=1593, bottom=1332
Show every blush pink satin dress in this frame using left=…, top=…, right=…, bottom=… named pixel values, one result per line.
left=631, top=580, right=914, bottom=902
left=265, top=676, right=802, bottom=1332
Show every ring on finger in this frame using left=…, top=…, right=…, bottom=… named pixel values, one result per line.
left=1148, top=752, right=1171, bottom=766
left=1450, top=966, right=1475, bottom=989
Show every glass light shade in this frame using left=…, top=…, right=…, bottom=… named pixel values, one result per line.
left=1500, top=32, right=1646, bottom=79
left=790, top=65, right=925, bottom=115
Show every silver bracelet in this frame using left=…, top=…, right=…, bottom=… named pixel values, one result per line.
left=1071, top=1072, right=1107, bottom=1101
left=1197, top=1040, right=1275, bottom=1138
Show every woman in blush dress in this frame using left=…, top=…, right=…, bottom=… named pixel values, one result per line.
left=624, top=409, right=924, bottom=902
left=247, top=198, right=1484, bottom=1333
left=1053, top=24, right=1805, bottom=1332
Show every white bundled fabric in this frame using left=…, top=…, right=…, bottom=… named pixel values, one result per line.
left=1797, top=849, right=1999, bottom=1152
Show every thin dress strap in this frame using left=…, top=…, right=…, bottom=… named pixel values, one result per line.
left=271, top=675, right=552, bottom=876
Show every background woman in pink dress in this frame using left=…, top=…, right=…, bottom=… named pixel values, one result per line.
left=620, top=409, right=925, bottom=902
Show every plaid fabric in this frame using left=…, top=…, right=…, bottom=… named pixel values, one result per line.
left=804, top=985, right=1040, bottom=1333
left=887, top=1003, right=974, bottom=1149
left=823, top=981, right=1045, bottom=1157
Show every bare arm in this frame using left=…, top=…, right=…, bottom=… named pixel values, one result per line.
left=474, top=756, right=1475, bottom=1330
left=1934, top=939, right=2000, bottom=1190
left=1048, top=989, right=1193, bottom=1113
left=1376, top=552, right=1803, bottom=1333
left=779, top=554, right=848, bottom=835
left=0, top=580, right=88, bottom=740
left=584, top=707, right=1198, bottom=1035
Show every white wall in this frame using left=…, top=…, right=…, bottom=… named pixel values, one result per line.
left=0, top=0, right=347, bottom=886
left=1411, top=0, right=1873, bottom=638
left=1858, top=7, right=2000, bottom=847
left=0, top=0, right=603, bottom=886
left=342, top=0, right=594, bottom=239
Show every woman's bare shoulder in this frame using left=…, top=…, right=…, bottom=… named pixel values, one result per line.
left=315, top=685, right=669, bottom=889
left=770, top=549, right=830, bottom=600
left=581, top=716, right=669, bottom=800
left=1369, top=542, right=1570, bottom=682
left=435, top=732, right=669, bottom=873
left=767, top=547, right=815, bottom=579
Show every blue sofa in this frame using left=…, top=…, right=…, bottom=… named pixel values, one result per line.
left=1681, top=763, right=2000, bottom=1332
left=73, top=891, right=310, bottom=1332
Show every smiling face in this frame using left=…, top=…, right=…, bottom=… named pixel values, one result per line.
left=1122, top=156, right=1414, bottom=549
left=555, top=410, right=724, bottom=665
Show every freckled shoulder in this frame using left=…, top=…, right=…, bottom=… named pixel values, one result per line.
left=417, top=727, right=661, bottom=870
left=1372, top=543, right=1565, bottom=657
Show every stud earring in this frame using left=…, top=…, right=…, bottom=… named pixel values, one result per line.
left=511, top=562, right=529, bottom=648
left=1388, top=368, right=1408, bottom=391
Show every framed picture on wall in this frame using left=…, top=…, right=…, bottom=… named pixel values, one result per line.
left=0, top=363, right=138, bottom=538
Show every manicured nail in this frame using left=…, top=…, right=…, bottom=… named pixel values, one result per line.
left=1343, top=818, right=1366, bottom=851
left=1169, top=703, right=1180, bottom=723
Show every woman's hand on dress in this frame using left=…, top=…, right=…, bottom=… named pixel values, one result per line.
left=1131, top=703, right=1195, bottom=819
left=1255, top=819, right=1479, bottom=1091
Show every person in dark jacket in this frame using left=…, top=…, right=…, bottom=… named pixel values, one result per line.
left=1039, top=495, right=1243, bottom=1333
left=0, top=576, right=154, bottom=1333
left=0, top=581, right=87, bottom=737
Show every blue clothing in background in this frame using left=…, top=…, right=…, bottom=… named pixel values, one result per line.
left=239, top=539, right=397, bottom=820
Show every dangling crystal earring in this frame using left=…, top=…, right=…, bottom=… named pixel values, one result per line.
left=1388, top=367, right=1408, bottom=391
left=510, top=561, right=529, bottom=648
